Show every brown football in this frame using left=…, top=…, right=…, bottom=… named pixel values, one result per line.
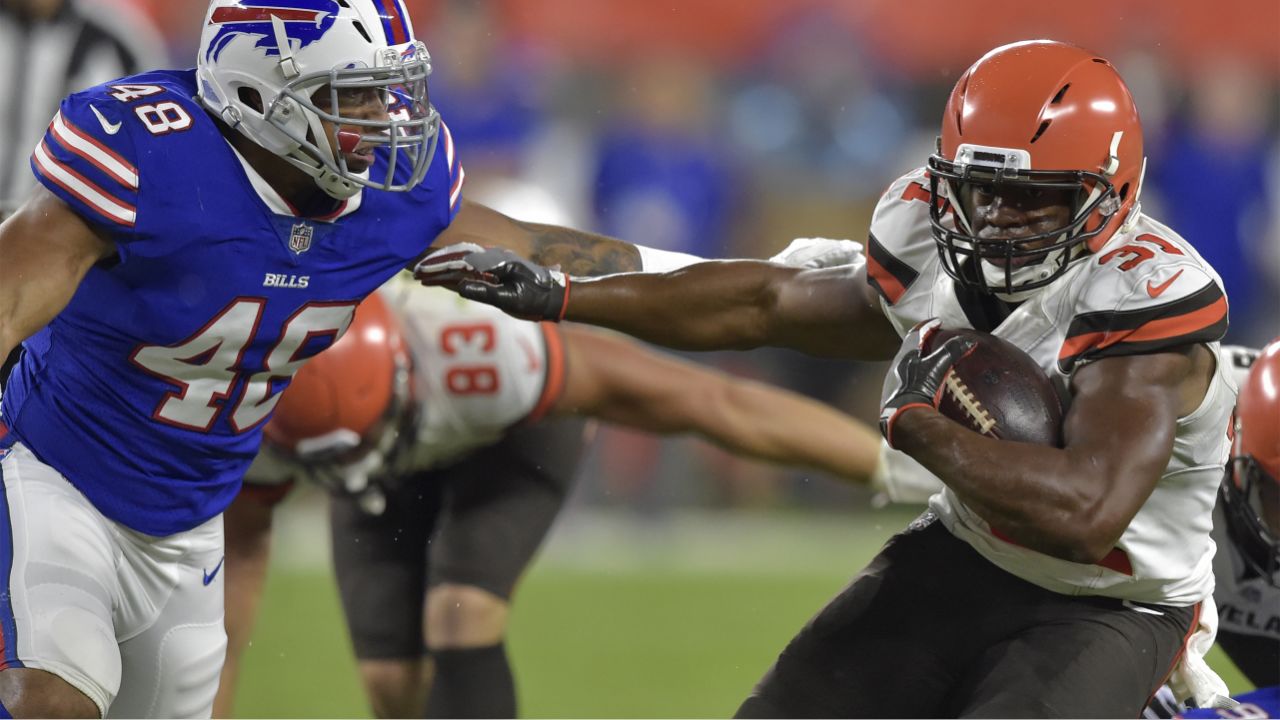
left=922, top=328, right=1065, bottom=447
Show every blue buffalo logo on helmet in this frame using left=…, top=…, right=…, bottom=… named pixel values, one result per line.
left=205, top=0, right=341, bottom=62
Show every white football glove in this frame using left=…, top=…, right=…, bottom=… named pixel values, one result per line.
left=414, top=242, right=570, bottom=321
left=769, top=237, right=865, bottom=269
left=413, top=241, right=491, bottom=287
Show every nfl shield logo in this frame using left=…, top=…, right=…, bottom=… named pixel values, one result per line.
left=289, top=222, right=313, bottom=254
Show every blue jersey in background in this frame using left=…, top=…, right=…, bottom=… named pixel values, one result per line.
left=1181, top=686, right=1279, bottom=719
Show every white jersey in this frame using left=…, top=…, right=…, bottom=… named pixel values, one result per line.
left=391, top=284, right=562, bottom=469
left=245, top=283, right=561, bottom=485
left=868, top=167, right=1236, bottom=605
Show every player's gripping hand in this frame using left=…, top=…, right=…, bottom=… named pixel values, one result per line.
left=879, top=319, right=975, bottom=448
left=769, top=237, right=865, bottom=269
left=414, top=243, right=569, bottom=321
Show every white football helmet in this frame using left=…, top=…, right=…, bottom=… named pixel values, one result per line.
left=196, top=0, right=439, bottom=199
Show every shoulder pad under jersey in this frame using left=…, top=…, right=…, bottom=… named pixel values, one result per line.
left=866, top=168, right=942, bottom=306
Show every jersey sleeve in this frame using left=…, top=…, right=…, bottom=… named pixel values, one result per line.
left=438, top=119, right=465, bottom=224
left=866, top=168, right=943, bottom=334
left=431, top=307, right=563, bottom=436
left=1058, top=248, right=1230, bottom=373
left=30, top=91, right=141, bottom=232
left=406, top=114, right=465, bottom=251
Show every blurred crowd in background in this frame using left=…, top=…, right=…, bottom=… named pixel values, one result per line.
left=4, top=0, right=1278, bottom=513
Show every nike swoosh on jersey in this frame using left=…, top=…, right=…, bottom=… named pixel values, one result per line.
left=90, top=104, right=122, bottom=135
left=203, top=556, right=225, bottom=586
left=517, top=334, right=541, bottom=372
left=1146, top=269, right=1184, bottom=298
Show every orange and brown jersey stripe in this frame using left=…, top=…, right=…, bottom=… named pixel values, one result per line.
left=866, top=232, right=919, bottom=305
left=1058, top=282, right=1228, bottom=372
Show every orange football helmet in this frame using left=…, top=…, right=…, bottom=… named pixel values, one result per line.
left=1221, top=340, right=1280, bottom=585
left=927, top=40, right=1145, bottom=296
left=265, top=291, right=412, bottom=467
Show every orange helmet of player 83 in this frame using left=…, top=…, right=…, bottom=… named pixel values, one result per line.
left=264, top=291, right=412, bottom=465
left=927, top=40, right=1145, bottom=297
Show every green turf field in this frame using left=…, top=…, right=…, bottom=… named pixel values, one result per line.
left=230, top=505, right=1252, bottom=718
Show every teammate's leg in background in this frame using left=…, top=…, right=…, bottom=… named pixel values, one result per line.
left=331, top=474, right=441, bottom=718
left=423, top=584, right=514, bottom=719
left=213, top=489, right=282, bottom=718
left=424, top=418, right=587, bottom=718
left=357, top=658, right=432, bottom=719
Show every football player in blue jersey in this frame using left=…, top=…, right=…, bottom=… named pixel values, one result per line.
left=0, top=1, right=700, bottom=716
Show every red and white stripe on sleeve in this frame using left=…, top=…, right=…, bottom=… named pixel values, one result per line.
left=31, top=110, right=139, bottom=228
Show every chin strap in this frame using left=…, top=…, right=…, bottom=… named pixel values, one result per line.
left=314, top=167, right=362, bottom=199
left=278, top=150, right=362, bottom=200
left=271, top=15, right=301, bottom=79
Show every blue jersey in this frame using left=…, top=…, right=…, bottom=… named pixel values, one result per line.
left=1, top=69, right=463, bottom=536
left=1180, top=686, right=1279, bottom=718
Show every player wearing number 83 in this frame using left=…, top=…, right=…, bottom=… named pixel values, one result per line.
left=0, top=1, right=663, bottom=716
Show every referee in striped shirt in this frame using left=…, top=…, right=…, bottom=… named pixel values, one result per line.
left=0, top=0, right=163, bottom=388
left=0, top=0, right=163, bottom=207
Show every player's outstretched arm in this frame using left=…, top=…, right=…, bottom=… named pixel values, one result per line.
left=434, top=199, right=645, bottom=276
left=0, top=188, right=114, bottom=360
left=214, top=490, right=279, bottom=718
left=568, top=261, right=901, bottom=359
left=890, top=346, right=1212, bottom=564
left=553, top=325, right=883, bottom=482
left=423, top=243, right=900, bottom=361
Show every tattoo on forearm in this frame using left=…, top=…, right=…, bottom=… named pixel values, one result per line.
left=523, top=224, right=642, bottom=276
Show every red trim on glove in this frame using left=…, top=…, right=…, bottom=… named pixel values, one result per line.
left=557, top=274, right=571, bottom=322
left=884, top=402, right=934, bottom=449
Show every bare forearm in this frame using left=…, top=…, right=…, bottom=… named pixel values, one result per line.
left=0, top=271, right=75, bottom=359
left=582, top=361, right=879, bottom=482
left=216, top=495, right=275, bottom=716
left=567, top=261, right=896, bottom=359
left=515, top=221, right=642, bottom=277
left=437, top=200, right=643, bottom=277
left=894, top=409, right=1114, bottom=562
left=567, top=261, right=798, bottom=352
left=710, top=378, right=881, bottom=482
